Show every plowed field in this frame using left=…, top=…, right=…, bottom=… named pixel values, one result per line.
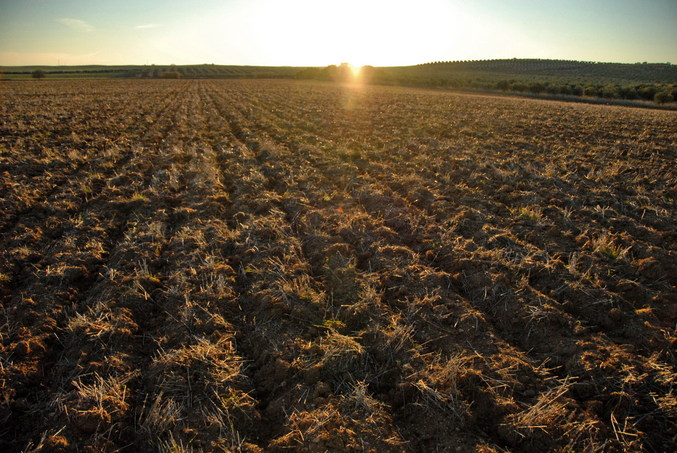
left=1, top=79, right=675, bottom=452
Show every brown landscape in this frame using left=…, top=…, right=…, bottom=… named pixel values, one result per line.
left=1, top=78, right=675, bottom=452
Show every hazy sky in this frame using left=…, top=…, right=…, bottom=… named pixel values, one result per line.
left=1, top=0, right=676, bottom=66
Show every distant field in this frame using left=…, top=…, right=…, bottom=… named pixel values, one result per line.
left=0, top=64, right=303, bottom=80
left=3, top=59, right=676, bottom=107
left=389, top=59, right=677, bottom=84
left=1, top=79, right=675, bottom=452
left=3, top=59, right=675, bottom=83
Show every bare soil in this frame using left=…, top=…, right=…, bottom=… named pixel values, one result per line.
left=1, top=79, right=675, bottom=452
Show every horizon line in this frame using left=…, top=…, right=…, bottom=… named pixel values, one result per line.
left=1, top=58, right=675, bottom=69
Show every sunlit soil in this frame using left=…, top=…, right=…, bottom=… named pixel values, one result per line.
left=1, top=79, right=675, bottom=452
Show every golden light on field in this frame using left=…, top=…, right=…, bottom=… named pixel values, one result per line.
left=349, top=64, right=362, bottom=80
left=4, top=78, right=676, bottom=451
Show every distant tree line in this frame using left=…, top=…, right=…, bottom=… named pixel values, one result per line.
left=295, top=63, right=376, bottom=83
left=159, top=71, right=181, bottom=79
left=413, top=59, right=676, bottom=83
left=2, top=65, right=301, bottom=80
left=9, top=59, right=676, bottom=105
left=296, top=60, right=677, bottom=104
left=493, top=79, right=675, bottom=104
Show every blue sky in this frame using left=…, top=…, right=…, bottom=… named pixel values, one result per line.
left=1, top=0, right=675, bottom=66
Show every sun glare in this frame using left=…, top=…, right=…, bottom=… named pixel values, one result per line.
left=214, top=0, right=473, bottom=67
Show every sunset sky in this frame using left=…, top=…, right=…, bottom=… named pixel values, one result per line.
left=1, top=0, right=676, bottom=67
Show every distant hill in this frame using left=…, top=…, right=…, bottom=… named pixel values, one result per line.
left=370, top=59, right=676, bottom=104
left=0, top=64, right=303, bottom=80
left=389, top=59, right=677, bottom=84
left=2, top=59, right=675, bottom=104
left=3, top=59, right=675, bottom=83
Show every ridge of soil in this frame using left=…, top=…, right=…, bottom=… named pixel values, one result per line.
left=1, top=79, right=675, bottom=452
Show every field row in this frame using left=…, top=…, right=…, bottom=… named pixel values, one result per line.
left=1, top=79, right=675, bottom=452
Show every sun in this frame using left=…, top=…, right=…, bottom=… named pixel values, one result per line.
left=335, top=63, right=369, bottom=85
left=204, top=0, right=475, bottom=67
